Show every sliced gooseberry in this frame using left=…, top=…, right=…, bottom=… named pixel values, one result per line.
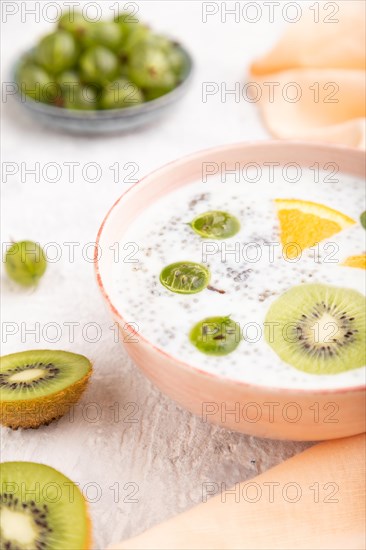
left=189, top=211, right=240, bottom=239
left=189, top=316, right=241, bottom=355
left=160, top=262, right=210, bottom=294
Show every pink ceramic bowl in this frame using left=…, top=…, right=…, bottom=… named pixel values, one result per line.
left=95, top=141, right=365, bottom=441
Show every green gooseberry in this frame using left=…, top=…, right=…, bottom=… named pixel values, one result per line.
left=167, top=45, right=187, bottom=77
left=146, top=34, right=172, bottom=53
left=128, top=45, right=174, bottom=89
left=63, top=84, right=98, bottom=110
left=100, top=79, right=143, bottom=109
left=80, top=46, right=119, bottom=86
left=189, top=211, right=241, bottom=239
left=160, top=262, right=210, bottom=294
left=20, top=50, right=37, bottom=65
left=114, top=11, right=140, bottom=38
left=5, top=241, right=47, bottom=287
left=17, top=64, right=59, bottom=103
left=143, top=86, right=174, bottom=101
left=189, top=316, right=241, bottom=356
left=360, top=211, right=366, bottom=230
left=120, top=24, right=151, bottom=56
left=57, top=70, right=80, bottom=90
left=119, top=62, right=130, bottom=79
left=56, top=71, right=82, bottom=107
left=58, top=11, right=90, bottom=38
left=35, top=30, right=78, bottom=74
left=81, top=21, right=123, bottom=51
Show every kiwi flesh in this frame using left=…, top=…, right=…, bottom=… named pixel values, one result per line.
left=265, top=283, right=366, bottom=374
left=0, top=461, right=91, bottom=549
left=0, top=350, right=92, bottom=429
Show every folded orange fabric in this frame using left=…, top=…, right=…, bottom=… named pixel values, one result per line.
left=250, top=1, right=366, bottom=148
left=109, top=434, right=366, bottom=550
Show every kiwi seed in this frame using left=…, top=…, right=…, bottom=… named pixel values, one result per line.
left=264, top=283, right=366, bottom=375
left=0, top=462, right=91, bottom=549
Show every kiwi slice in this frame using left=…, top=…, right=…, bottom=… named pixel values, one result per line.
left=0, top=461, right=91, bottom=549
left=0, top=350, right=92, bottom=429
left=264, top=284, right=366, bottom=375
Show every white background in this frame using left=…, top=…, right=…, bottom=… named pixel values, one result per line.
left=1, top=2, right=316, bottom=548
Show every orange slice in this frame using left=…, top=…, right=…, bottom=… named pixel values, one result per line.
left=342, top=254, right=366, bottom=269
left=275, top=199, right=356, bottom=258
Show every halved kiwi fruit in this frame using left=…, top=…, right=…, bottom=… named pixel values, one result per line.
left=0, top=350, right=92, bottom=429
left=0, top=461, right=91, bottom=549
left=264, top=284, right=366, bottom=375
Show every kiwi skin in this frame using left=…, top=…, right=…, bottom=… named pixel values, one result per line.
left=1, top=372, right=91, bottom=429
left=0, top=350, right=92, bottom=429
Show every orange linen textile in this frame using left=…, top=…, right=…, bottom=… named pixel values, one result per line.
left=109, top=434, right=366, bottom=550
left=249, top=1, right=366, bottom=148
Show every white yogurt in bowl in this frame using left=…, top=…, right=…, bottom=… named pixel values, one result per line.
left=96, top=142, right=366, bottom=440
left=108, top=167, right=365, bottom=391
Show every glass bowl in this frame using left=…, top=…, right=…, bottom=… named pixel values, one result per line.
left=11, top=45, right=193, bottom=135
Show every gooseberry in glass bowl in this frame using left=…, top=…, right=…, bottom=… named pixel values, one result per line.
left=10, top=11, right=193, bottom=134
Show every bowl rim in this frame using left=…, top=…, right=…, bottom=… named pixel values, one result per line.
left=95, top=140, right=366, bottom=395
left=11, top=43, right=194, bottom=119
